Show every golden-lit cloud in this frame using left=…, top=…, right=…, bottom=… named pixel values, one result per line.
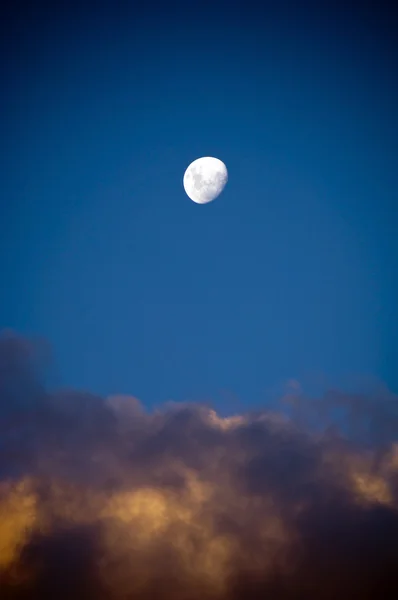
left=1, top=332, right=398, bottom=599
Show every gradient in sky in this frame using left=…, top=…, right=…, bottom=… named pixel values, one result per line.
left=1, top=1, right=397, bottom=410
left=1, top=3, right=398, bottom=598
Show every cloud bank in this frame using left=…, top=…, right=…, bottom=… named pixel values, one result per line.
left=1, top=332, right=398, bottom=599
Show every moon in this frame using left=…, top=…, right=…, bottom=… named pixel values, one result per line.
left=183, top=157, right=228, bottom=204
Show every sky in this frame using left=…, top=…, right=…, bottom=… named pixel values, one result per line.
left=1, top=1, right=397, bottom=410
left=0, top=2, right=398, bottom=597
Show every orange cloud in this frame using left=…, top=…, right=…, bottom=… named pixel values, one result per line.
left=1, top=332, right=398, bottom=599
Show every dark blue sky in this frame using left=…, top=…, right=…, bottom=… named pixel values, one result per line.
left=1, top=1, right=397, bottom=410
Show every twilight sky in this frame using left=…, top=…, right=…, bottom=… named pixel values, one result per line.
left=1, top=0, right=397, bottom=409
left=1, top=3, right=398, bottom=598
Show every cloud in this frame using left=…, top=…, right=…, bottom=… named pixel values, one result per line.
left=0, top=331, right=398, bottom=599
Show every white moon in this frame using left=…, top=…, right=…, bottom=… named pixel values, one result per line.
left=183, top=157, right=228, bottom=204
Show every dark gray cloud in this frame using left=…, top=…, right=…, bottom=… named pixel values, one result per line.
left=1, top=331, right=398, bottom=599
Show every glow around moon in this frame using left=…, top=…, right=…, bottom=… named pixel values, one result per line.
left=183, top=157, right=228, bottom=204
